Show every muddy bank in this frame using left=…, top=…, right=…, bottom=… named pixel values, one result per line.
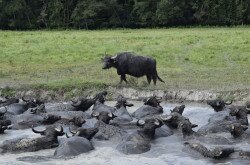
left=1, top=86, right=249, bottom=104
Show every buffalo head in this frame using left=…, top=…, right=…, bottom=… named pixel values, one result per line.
left=22, top=96, right=44, bottom=109
left=160, top=113, right=181, bottom=128
left=43, top=114, right=61, bottom=124
left=32, top=125, right=65, bottom=137
left=212, top=147, right=235, bottom=159
left=93, top=91, right=108, bottom=104
left=137, top=118, right=163, bottom=139
left=179, top=119, right=197, bottom=138
left=207, top=99, right=232, bottom=112
left=171, top=105, right=186, bottom=115
left=143, top=96, right=162, bottom=107
left=68, top=116, right=86, bottom=127
left=30, top=104, right=46, bottom=114
left=115, top=95, right=133, bottom=108
left=92, top=111, right=117, bottom=124
left=227, top=123, right=248, bottom=138
left=102, top=56, right=117, bottom=69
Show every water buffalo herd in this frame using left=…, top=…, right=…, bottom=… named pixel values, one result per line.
left=0, top=92, right=250, bottom=161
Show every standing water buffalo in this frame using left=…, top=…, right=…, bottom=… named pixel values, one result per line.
left=102, top=52, right=164, bottom=85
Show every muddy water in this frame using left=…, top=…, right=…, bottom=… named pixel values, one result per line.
left=0, top=102, right=249, bottom=165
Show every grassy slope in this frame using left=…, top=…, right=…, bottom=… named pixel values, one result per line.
left=0, top=27, right=249, bottom=92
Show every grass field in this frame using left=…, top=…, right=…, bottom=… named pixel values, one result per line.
left=0, top=27, right=250, bottom=93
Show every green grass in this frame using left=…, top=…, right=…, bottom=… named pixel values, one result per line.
left=0, top=27, right=250, bottom=92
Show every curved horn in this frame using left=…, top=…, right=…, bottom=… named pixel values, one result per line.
left=111, top=55, right=117, bottom=60
left=69, top=126, right=76, bottom=135
left=7, top=124, right=13, bottom=129
left=225, top=100, right=233, bottom=105
left=43, top=115, right=49, bottom=120
left=154, top=120, right=160, bottom=126
left=191, top=124, right=198, bottom=128
left=137, top=120, right=145, bottom=126
left=55, top=126, right=63, bottom=133
left=66, top=132, right=71, bottom=138
left=71, top=99, right=77, bottom=103
left=144, top=98, right=150, bottom=103
left=159, top=115, right=169, bottom=121
left=30, top=108, right=37, bottom=114
left=155, top=96, right=162, bottom=101
left=162, top=115, right=173, bottom=121
left=216, top=100, right=221, bottom=106
left=108, top=113, right=113, bottom=118
left=71, top=100, right=82, bottom=107
left=22, top=96, right=30, bottom=102
left=1, top=126, right=8, bottom=131
left=32, top=126, right=45, bottom=134
left=241, top=125, right=248, bottom=131
left=0, top=107, right=7, bottom=115
left=125, top=103, right=134, bottom=107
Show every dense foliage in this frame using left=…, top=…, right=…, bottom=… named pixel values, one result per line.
left=0, top=0, right=249, bottom=29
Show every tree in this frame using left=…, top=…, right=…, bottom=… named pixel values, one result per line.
left=156, top=0, right=195, bottom=26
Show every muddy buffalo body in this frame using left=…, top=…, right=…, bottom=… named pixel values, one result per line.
left=0, top=94, right=249, bottom=163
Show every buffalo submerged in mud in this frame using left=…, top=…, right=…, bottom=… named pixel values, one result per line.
left=102, top=52, right=165, bottom=85
left=0, top=92, right=249, bottom=164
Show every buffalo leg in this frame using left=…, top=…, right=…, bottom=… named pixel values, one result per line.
left=152, top=75, right=157, bottom=85
left=146, top=75, right=152, bottom=84
left=120, top=74, right=128, bottom=84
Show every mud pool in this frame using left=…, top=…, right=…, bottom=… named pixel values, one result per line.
left=0, top=101, right=249, bottom=165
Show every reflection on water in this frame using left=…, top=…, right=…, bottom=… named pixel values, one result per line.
left=0, top=102, right=249, bottom=165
